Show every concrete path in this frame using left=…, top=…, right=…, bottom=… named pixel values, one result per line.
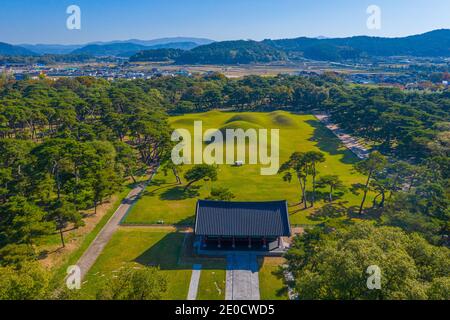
left=314, top=113, right=370, bottom=159
left=76, top=180, right=150, bottom=280
left=187, top=264, right=202, bottom=300
left=225, top=254, right=260, bottom=300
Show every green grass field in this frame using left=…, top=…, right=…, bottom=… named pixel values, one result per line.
left=259, top=258, right=289, bottom=300
left=80, top=228, right=192, bottom=299
left=197, top=262, right=227, bottom=300
left=124, top=110, right=371, bottom=226
left=80, top=228, right=228, bottom=300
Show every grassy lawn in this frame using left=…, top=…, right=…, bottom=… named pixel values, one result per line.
left=80, top=227, right=192, bottom=300
left=259, top=257, right=289, bottom=300
left=124, top=110, right=372, bottom=226
left=79, top=227, right=227, bottom=300
left=197, top=261, right=227, bottom=300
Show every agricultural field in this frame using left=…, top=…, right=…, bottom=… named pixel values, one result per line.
left=124, top=110, right=371, bottom=226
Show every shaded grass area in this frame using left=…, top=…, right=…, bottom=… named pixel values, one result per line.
left=258, top=257, right=289, bottom=300
left=80, top=228, right=191, bottom=299
left=124, top=111, right=372, bottom=226
left=80, top=228, right=227, bottom=300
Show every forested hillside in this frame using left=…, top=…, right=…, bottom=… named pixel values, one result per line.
left=130, top=49, right=185, bottom=62
left=267, top=29, right=450, bottom=59
left=0, top=43, right=36, bottom=56
left=175, top=40, right=288, bottom=64
left=130, top=29, right=450, bottom=63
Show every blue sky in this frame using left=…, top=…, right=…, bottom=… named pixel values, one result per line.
left=1, top=0, right=449, bottom=44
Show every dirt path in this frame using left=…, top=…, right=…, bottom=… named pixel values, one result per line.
left=75, top=180, right=150, bottom=280
left=314, top=113, right=370, bottom=159
left=225, top=254, right=260, bottom=300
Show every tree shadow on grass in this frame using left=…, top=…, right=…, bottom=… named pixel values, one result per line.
left=305, top=119, right=358, bottom=165
left=306, top=190, right=346, bottom=203
left=134, top=233, right=186, bottom=270
left=289, top=206, right=308, bottom=215
left=257, top=258, right=289, bottom=299
left=142, top=183, right=180, bottom=197
left=159, top=185, right=201, bottom=201
left=347, top=206, right=383, bottom=221
left=174, top=216, right=195, bottom=227
left=288, top=191, right=346, bottom=215
left=309, top=202, right=349, bottom=222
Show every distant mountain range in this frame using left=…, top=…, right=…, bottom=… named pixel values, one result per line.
left=265, top=29, right=450, bottom=60
left=19, top=44, right=84, bottom=55
left=72, top=41, right=203, bottom=57
left=13, top=37, right=215, bottom=55
left=129, top=29, right=450, bottom=65
left=0, top=42, right=37, bottom=56
left=89, top=37, right=214, bottom=47
left=2, top=30, right=450, bottom=64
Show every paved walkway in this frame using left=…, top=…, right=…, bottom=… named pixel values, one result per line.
left=187, top=264, right=202, bottom=300
left=225, top=254, right=260, bottom=300
left=314, top=113, right=370, bottom=159
left=76, top=180, right=150, bottom=280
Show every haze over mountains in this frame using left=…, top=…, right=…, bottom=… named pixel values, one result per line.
left=2, top=30, right=450, bottom=63
left=0, top=42, right=37, bottom=56
left=15, top=37, right=215, bottom=55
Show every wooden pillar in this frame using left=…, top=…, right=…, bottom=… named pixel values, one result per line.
left=232, top=237, right=236, bottom=249
left=248, top=237, right=252, bottom=249
left=262, top=237, right=267, bottom=249
left=218, top=237, right=221, bottom=248
left=203, top=236, right=207, bottom=248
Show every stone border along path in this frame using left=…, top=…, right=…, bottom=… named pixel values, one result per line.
left=225, top=254, right=260, bottom=300
left=314, top=113, right=370, bottom=159
left=75, top=177, right=153, bottom=280
left=187, top=264, right=202, bottom=300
